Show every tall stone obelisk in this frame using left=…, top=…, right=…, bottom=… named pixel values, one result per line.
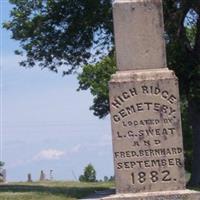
left=104, top=0, right=200, bottom=199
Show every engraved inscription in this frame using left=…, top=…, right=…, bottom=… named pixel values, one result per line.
left=116, top=157, right=183, bottom=169
left=111, top=85, right=177, bottom=110
left=110, top=81, right=185, bottom=193
left=116, top=128, right=176, bottom=139
left=131, top=170, right=173, bottom=185
left=113, top=102, right=176, bottom=123
left=114, top=147, right=183, bottom=159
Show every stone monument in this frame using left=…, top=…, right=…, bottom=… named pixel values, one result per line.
left=2, top=169, right=6, bottom=183
left=0, top=169, right=6, bottom=183
left=40, top=170, right=46, bottom=181
left=105, top=0, right=200, bottom=199
left=50, top=169, right=53, bottom=181
left=27, top=173, right=32, bottom=182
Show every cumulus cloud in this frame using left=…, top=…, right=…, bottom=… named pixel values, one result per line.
left=33, top=149, right=65, bottom=161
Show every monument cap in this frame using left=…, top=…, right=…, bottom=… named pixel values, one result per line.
left=113, top=0, right=167, bottom=70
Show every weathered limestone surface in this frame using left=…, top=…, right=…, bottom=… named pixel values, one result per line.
left=106, top=0, right=200, bottom=199
left=113, top=0, right=166, bottom=70
left=109, top=69, right=186, bottom=193
left=102, top=190, right=200, bottom=200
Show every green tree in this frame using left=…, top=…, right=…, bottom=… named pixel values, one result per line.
left=0, top=161, right=5, bottom=183
left=79, top=164, right=96, bottom=182
left=163, top=2, right=200, bottom=187
left=0, top=161, right=5, bottom=168
left=109, top=176, right=115, bottom=182
left=78, top=56, right=116, bottom=118
left=180, top=100, right=193, bottom=173
left=104, top=176, right=109, bottom=182
left=3, top=0, right=113, bottom=74
left=3, top=0, right=200, bottom=186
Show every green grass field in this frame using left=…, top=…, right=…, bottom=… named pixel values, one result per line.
left=0, top=181, right=114, bottom=200
left=0, top=180, right=199, bottom=200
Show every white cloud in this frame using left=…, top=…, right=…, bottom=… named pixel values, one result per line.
left=33, top=149, right=65, bottom=161
left=70, top=144, right=81, bottom=153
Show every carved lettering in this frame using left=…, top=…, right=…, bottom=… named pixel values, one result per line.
left=131, top=170, right=173, bottom=185
left=111, top=88, right=138, bottom=109
left=116, top=128, right=176, bottom=139
left=110, top=81, right=184, bottom=192
left=116, top=157, right=183, bottom=169
left=111, top=86, right=177, bottom=110
left=112, top=102, right=176, bottom=123
left=141, top=85, right=177, bottom=104
left=114, top=147, right=183, bottom=159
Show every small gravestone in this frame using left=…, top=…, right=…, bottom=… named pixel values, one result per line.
left=104, top=0, right=200, bottom=199
left=50, top=170, right=53, bottom=181
left=0, top=170, right=4, bottom=183
left=40, top=170, right=46, bottom=181
left=2, top=169, right=6, bottom=183
left=27, top=173, right=32, bottom=182
left=0, top=163, right=5, bottom=183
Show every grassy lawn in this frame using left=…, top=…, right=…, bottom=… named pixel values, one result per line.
left=0, top=180, right=199, bottom=200
left=0, top=181, right=114, bottom=200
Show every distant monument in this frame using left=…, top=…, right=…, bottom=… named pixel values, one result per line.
left=50, top=170, right=53, bottom=181
left=2, top=169, right=6, bottom=183
left=40, top=170, right=46, bottom=181
left=27, top=173, right=32, bottom=182
left=0, top=169, right=6, bottom=183
left=0, top=161, right=6, bottom=183
left=105, top=0, right=200, bottom=199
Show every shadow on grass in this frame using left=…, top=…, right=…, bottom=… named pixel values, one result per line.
left=0, top=184, right=111, bottom=199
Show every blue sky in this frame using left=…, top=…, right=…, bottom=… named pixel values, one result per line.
left=0, top=1, right=113, bottom=181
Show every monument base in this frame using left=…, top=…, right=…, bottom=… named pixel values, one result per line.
left=102, top=190, right=200, bottom=200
